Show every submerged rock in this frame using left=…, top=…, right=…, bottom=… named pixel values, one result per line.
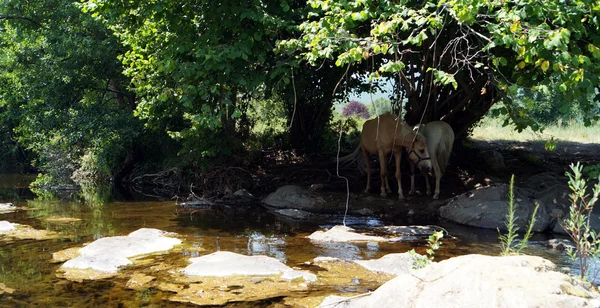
left=319, top=254, right=600, bottom=308
left=0, top=221, right=59, bottom=240
left=0, top=283, right=15, bottom=295
left=59, top=228, right=181, bottom=276
left=126, top=273, right=156, bottom=291
left=182, top=251, right=316, bottom=282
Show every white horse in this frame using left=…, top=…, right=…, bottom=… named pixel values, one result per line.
left=409, top=121, right=455, bottom=199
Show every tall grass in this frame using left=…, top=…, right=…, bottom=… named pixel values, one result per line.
left=472, top=117, right=600, bottom=143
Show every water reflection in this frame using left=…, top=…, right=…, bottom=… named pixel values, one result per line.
left=245, top=231, right=286, bottom=262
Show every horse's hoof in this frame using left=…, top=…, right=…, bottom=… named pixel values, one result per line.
left=380, top=193, right=387, bottom=197
left=433, top=194, right=439, bottom=200
left=408, top=190, right=415, bottom=196
left=398, top=195, right=406, bottom=200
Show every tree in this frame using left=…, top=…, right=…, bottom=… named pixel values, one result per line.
left=366, top=97, right=394, bottom=117
left=0, top=0, right=140, bottom=184
left=343, top=100, right=370, bottom=119
left=84, top=0, right=307, bottom=159
left=280, top=0, right=600, bottom=139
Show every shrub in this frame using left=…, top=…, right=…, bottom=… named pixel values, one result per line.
left=562, top=162, right=600, bottom=282
left=343, top=100, right=370, bottom=119
left=498, top=174, right=539, bottom=256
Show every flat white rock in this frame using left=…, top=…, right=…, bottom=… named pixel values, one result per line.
left=353, top=253, right=414, bottom=276
left=61, top=228, right=181, bottom=273
left=319, top=254, right=600, bottom=308
left=183, top=251, right=316, bottom=282
left=0, top=203, right=16, bottom=213
left=308, top=225, right=389, bottom=242
left=0, top=221, right=17, bottom=232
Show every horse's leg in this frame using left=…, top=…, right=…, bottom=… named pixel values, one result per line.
left=385, top=163, right=392, bottom=195
left=362, top=148, right=371, bottom=193
left=433, top=168, right=442, bottom=200
left=425, top=173, right=432, bottom=196
left=409, top=162, right=416, bottom=196
left=431, top=158, right=441, bottom=199
left=378, top=150, right=388, bottom=197
left=395, top=151, right=405, bottom=199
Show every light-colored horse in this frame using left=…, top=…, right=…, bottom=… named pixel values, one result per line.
left=409, top=121, right=455, bottom=199
left=339, top=113, right=432, bottom=199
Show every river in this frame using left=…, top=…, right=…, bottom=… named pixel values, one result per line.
left=0, top=175, right=580, bottom=307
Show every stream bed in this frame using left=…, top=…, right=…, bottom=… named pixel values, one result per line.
left=0, top=175, right=577, bottom=307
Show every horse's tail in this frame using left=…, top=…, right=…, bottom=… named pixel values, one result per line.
left=436, top=128, right=455, bottom=173
left=334, top=145, right=361, bottom=165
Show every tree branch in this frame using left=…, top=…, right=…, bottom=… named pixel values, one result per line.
left=0, top=15, right=44, bottom=28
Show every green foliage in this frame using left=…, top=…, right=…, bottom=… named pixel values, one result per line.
left=246, top=98, right=288, bottom=150
left=562, top=162, right=600, bottom=282
left=498, top=175, right=539, bottom=256
left=280, top=0, right=600, bottom=137
left=322, top=113, right=362, bottom=154
left=0, top=0, right=139, bottom=184
left=583, top=164, right=600, bottom=180
left=84, top=0, right=298, bottom=159
left=410, top=230, right=444, bottom=269
left=366, top=97, right=393, bottom=117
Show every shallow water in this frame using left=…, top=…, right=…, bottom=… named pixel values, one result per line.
left=0, top=175, right=581, bottom=307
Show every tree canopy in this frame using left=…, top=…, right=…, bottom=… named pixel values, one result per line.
left=281, top=0, right=600, bottom=137
left=0, top=0, right=599, bottom=185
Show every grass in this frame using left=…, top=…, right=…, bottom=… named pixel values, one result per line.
left=471, top=117, right=600, bottom=144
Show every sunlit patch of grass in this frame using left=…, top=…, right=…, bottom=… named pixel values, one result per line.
left=471, top=117, right=600, bottom=143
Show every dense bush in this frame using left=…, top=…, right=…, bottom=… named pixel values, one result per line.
left=343, top=101, right=371, bottom=119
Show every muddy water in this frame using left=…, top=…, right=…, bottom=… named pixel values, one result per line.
left=0, top=175, right=576, bottom=307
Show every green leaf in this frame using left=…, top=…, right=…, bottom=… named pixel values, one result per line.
left=540, top=60, right=550, bottom=72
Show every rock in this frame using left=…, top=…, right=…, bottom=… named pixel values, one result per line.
left=353, top=253, right=413, bottom=276
left=177, top=199, right=214, bottom=209
left=308, top=225, right=393, bottom=243
left=522, top=172, right=567, bottom=191
left=262, top=185, right=326, bottom=211
left=233, top=189, right=254, bottom=199
left=0, top=221, right=59, bottom=240
left=0, top=203, right=16, bottom=213
left=376, top=225, right=439, bottom=236
left=439, top=184, right=551, bottom=232
left=60, top=228, right=181, bottom=273
left=319, top=254, right=600, bottom=308
left=481, top=150, right=506, bottom=171
left=272, top=208, right=313, bottom=220
left=126, top=273, right=156, bottom=290
left=353, top=208, right=374, bottom=215
left=182, top=251, right=316, bottom=282
left=0, top=221, right=17, bottom=232
left=546, top=239, right=575, bottom=250
left=309, top=183, right=325, bottom=191
left=0, top=282, right=15, bottom=295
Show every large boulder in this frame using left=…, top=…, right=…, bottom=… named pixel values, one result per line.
left=319, top=254, right=600, bottom=308
left=262, top=185, right=327, bottom=211
left=440, top=184, right=551, bottom=232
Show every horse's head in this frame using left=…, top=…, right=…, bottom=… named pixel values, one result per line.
left=407, top=133, right=432, bottom=175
